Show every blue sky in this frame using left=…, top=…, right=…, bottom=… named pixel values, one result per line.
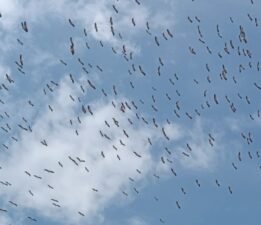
left=0, top=0, right=261, bottom=224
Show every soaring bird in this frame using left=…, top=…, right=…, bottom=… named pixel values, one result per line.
left=21, top=21, right=28, bottom=32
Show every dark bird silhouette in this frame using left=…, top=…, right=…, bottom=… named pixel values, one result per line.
left=176, top=201, right=181, bottom=209
left=28, top=216, right=37, bottom=222
left=228, top=186, right=233, bottom=194
left=68, top=18, right=75, bottom=27
left=167, top=29, right=173, bottom=38
left=160, top=218, right=165, bottom=223
left=131, top=18, right=136, bottom=26
left=6, top=74, right=14, bottom=83
left=40, top=139, right=48, bottom=147
left=215, top=179, right=221, bottom=187
left=78, top=211, right=85, bottom=216
left=9, top=201, right=18, bottom=207
left=162, top=127, right=170, bottom=140
left=112, top=4, right=119, bottom=13
left=68, top=156, right=79, bottom=166
left=87, top=105, right=93, bottom=115
left=21, top=21, right=28, bottom=32
left=154, top=36, right=160, bottom=46
left=44, top=169, right=55, bottom=174
left=133, top=151, right=141, bottom=158
left=171, top=168, right=177, bottom=176
left=196, top=179, right=201, bottom=187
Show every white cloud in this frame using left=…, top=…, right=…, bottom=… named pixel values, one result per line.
left=154, top=118, right=225, bottom=176
left=177, top=118, right=222, bottom=170
left=0, top=1, right=230, bottom=224
left=0, top=76, right=166, bottom=224
left=0, top=0, right=176, bottom=54
left=0, top=74, right=226, bottom=224
left=0, top=215, right=11, bottom=225
left=127, top=217, right=147, bottom=225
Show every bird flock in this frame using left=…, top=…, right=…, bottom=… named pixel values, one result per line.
left=0, top=0, right=261, bottom=224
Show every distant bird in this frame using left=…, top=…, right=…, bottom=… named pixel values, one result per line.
left=9, top=201, right=18, bottom=207
left=78, top=211, right=85, bottom=216
left=160, top=218, right=165, bottom=223
left=41, top=139, right=48, bottom=146
left=171, top=168, right=177, bottom=176
left=228, top=186, right=233, bottom=194
left=167, top=29, right=173, bottom=38
left=112, top=4, right=119, bottom=13
left=44, top=169, right=55, bottom=174
left=68, top=18, right=75, bottom=27
left=196, top=179, right=201, bottom=187
left=21, top=21, right=28, bottom=32
left=28, top=216, right=37, bottom=222
left=215, top=179, right=221, bottom=187
left=6, top=74, right=14, bottom=83
left=176, top=201, right=181, bottom=209
left=133, top=151, right=141, bottom=158
left=131, top=18, right=136, bottom=26
left=154, top=36, right=160, bottom=46
left=68, top=156, right=79, bottom=166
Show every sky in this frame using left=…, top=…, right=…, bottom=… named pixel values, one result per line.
left=0, top=0, right=261, bottom=224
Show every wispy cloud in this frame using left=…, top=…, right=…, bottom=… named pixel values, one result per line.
left=0, top=0, right=176, bottom=54
left=127, top=217, right=148, bottom=225
left=177, top=118, right=221, bottom=170
left=0, top=215, right=12, bottom=225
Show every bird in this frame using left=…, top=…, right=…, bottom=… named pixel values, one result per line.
left=78, top=211, right=85, bottom=216
left=21, top=21, right=28, bottom=32
left=160, top=218, right=165, bottom=223
left=162, top=127, right=170, bottom=140
left=133, top=151, right=141, bottom=158
left=28, top=216, right=37, bottom=222
left=112, top=4, right=119, bottom=13
left=171, top=168, right=177, bottom=176
left=87, top=105, right=93, bottom=115
left=68, top=156, right=79, bottom=166
left=6, top=74, right=14, bottom=83
left=166, top=29, right=173, bottom=38
left=68, top=18, right=75, bottom=27
left=40, top=139, right=48, bottom=146
left=9, top=201, right=18, bottom=207
left=154, top=36, right=160, bottom=46
left=215, top=179, right=221, bottom=187
left=228, top=186, right=233, bottom=194
left=92, top=188, right=98, bottom=192
left=44, top=169, right=55, bottom=174
left=94, top=22, right=98, bottom=32
left=176, top=201, right=181, bottom=209
left=196, top=179, right=201, bottom=187
left=131, top=18, right=136, bottom=26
